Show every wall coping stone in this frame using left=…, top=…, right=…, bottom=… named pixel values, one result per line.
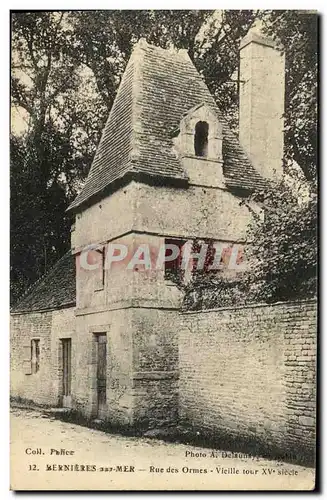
left=10, top=302, right=75, bottom=316
left=181, top=298, right=317, bottom=315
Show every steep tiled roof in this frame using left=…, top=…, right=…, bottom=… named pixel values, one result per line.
left=11, top=251, right=76, bottom=313
left=68, top=40, right=266, bottom=212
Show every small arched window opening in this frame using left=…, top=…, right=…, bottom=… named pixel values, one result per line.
left=194, top=121, right=209, bottom=157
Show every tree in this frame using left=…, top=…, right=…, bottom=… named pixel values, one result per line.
left=68, top=10, right=258, bottom=130
left=11, top=10, right=317, bottom=304
left=11, top=12, right=98, bottom=303
left=183, top=179, right=317, bottom=310
left=261, top=10, right=318, bottom=181
left=244, top=179, right=317, bottom=303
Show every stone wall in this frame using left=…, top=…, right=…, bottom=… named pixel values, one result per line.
left=71, top=182, right=137, bottom=252
left=179, top=299, right=317, bottom=462
left=131, top=308, right=180, bottom=429
left=11, top=292, right=316, bottom=462
left=10, top=304, right=180, bottom=430
left=10, top=307, right=75, bottom=406
left=134, top=182, right=252, bottom=242
left=73, top=307, right=134, bottom=426
left=76, top=233, right=183, bottom=312
left=10, top=306, right=135, bottom=425
left=72, top=181, right=252, bottom=255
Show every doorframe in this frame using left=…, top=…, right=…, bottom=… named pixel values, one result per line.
left=58, top=336, right=72, bottom=408
left=88, top=325, right=110, bottom=419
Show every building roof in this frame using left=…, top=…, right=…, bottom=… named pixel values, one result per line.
left=68, top=39, right=266, bottom=212
left=11, top=251, right=76, bottom=313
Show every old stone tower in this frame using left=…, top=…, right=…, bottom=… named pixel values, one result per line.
left=65, top=35, right=284, bottom=427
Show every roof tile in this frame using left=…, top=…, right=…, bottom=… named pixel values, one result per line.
left=68, top=40, right=266, bottom=212
left=11, top=252, right=75, bottom=313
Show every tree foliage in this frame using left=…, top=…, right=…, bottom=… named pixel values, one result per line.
left=261, top=10, right=318, bottom=182
left=245, top=180, right=317, bottom=303
left=11, top=10, right=317, bottom=304
left=183, top=180, right=317, bottom=310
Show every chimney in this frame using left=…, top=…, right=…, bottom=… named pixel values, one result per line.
left=239, top=30, right=285, bottom=181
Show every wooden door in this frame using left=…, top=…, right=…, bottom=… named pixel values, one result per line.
left=96, top=334, right=107, bottom=419
left=62, top=339, right=72, bottom=407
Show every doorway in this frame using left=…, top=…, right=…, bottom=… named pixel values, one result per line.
left=95, top=333, right=107, bottom=419
left=61, top=338, right=72, bottom=408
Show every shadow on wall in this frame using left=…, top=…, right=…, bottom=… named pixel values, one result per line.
left=11, top=398, right=315, bottom=468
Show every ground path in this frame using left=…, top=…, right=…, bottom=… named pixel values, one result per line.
left=10, top=407, right=315, bottom=491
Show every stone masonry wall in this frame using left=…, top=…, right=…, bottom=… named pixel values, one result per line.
left=73, top=308, right=134, bottom=426
left=10, top=307, right=75, bottom=406
left=11, top=311, right=54, bottom=405
left=179, top=300, right=317, bottom=462
left=131, top=308, right=180, bottom=429
left=134, top=182, right=252, bottom=242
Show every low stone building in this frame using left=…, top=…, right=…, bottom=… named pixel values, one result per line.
left=11, top=32, right=316, bottom=460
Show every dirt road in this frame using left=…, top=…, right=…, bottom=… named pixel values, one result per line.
left=10, top=407, right=315, bottom=491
